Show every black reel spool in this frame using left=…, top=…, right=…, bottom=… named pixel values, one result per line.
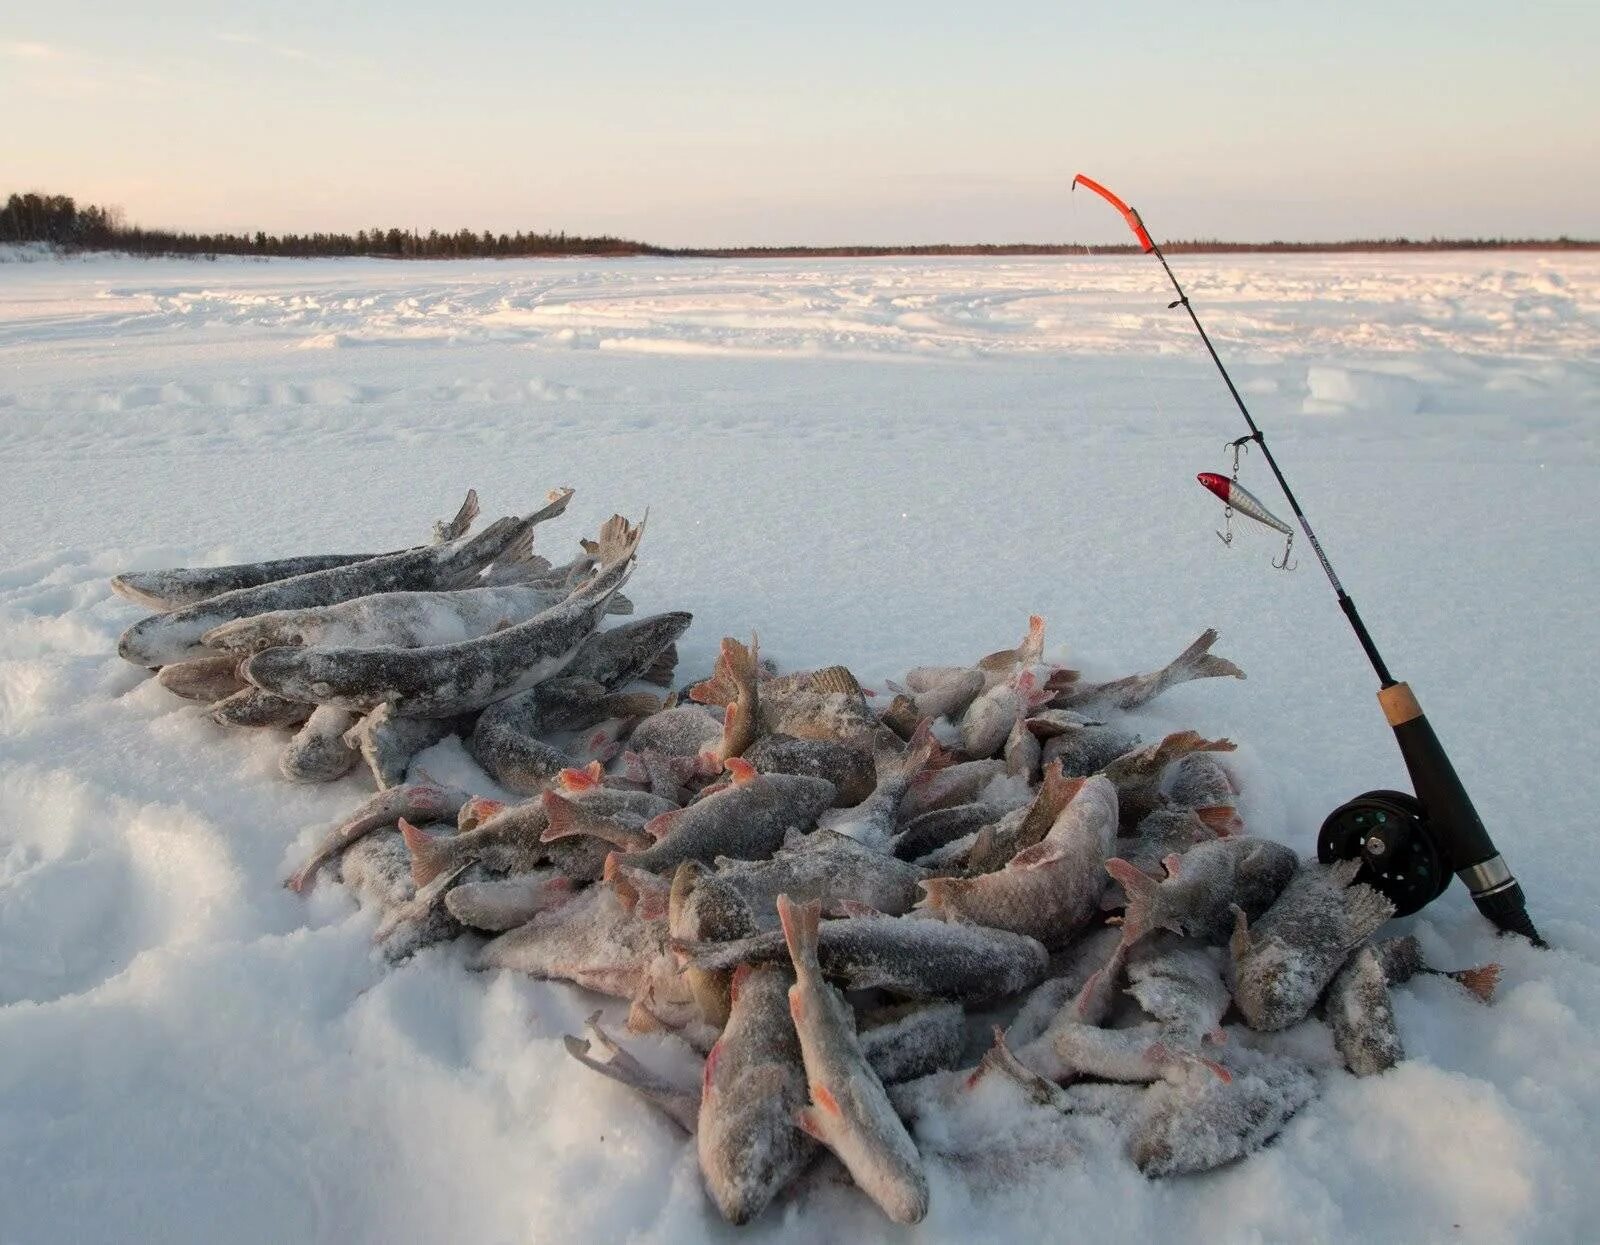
left=1317, top=790, right=1451, bottom=917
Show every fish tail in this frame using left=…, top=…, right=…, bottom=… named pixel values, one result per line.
left=1163, top=629, right=1246, bottom=687
left=431, top=488, right=480, bottom=544
left=776, top=893, right=823, bottom=980
left=1104, top=857, right=1161, bottom=944
left=1019, top=614, right=1046, bottom=666
left=1445, top=963, right=1501, bottom=1003
left=398, top=817, right=455, bottom=888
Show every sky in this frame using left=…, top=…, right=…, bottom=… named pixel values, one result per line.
left=3, top=2, right=1597, bottom=247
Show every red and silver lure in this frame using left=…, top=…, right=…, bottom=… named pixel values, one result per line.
left=1197, top=471, right=1297, bottom=569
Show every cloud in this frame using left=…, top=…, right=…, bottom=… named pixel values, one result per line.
left=215, top=32, right=314, bottom=64
left=1, top=40, right=57, bottom=60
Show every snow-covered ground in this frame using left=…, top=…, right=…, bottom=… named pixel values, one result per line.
left=1, top=251, right=1597, bottom=1244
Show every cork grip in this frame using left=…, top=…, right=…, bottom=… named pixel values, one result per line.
left=1378, top=682, right=1423, bottom=727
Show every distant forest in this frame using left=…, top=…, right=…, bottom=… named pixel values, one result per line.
left=3, top=191, right=1594, bottom=259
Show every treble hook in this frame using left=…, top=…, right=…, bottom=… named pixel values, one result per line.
left=1227, top=436, right=1249, bottom=479
left=1272, top=531, right=1298, bottom=571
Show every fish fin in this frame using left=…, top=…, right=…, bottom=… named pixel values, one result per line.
left=811, top=1082, right=843, bottom=1117
left=590, top=513, right=639, bottom=566
left=398, top=818, right=452, bottom=888
left=458, top=796, right=506, bottom=832
left=1019, top=614, right=1046, bottom=666
left=1447, top=963, right=1501, bottom=1004
left=1228, top=904, right=1253, bottom=961
left=1106, top=857, right=1161, bottom=943
left=917, top=876, right=968, bottom=915
left=640, top=642, right=679, bottom=688
left=432, top=488, right=480, bottom=544
left=1205, top=1026, right=1228, bottom=1046
left=1194, top=805, right=1243, bottom=836
left=724, top=756, right=758, bottom=785
left=776, top=894, right=822, bottom=974
left=1161, top=853, right=1183, bottom=879
left=644, top=808, right=684, bottom=842
left=538, top=791, right=591, bottom=843
left=557, top=765, right=601, bottom=793
left=1010, top=841, right=1066, bottom=870
left=1342, top=882, right=1398, bottom=945
left=794, top=1105, right=828, bottom=1141
left=729, top=962, right=753, bottom=1004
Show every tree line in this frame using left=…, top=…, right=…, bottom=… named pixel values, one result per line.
left=0, top=192, right=662, bottom=258
left=3, top=191, right=1593, bottom=259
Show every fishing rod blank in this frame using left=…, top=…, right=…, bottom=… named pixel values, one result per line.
left=1072, top=173, right=1542, bottom=946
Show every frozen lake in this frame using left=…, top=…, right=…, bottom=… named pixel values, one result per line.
left=1, top=250, right=1597, bottom=1243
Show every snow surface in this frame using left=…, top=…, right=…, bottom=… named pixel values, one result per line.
left=1, top=251, right=1598, bottom=1244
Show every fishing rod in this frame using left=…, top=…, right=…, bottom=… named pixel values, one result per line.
left=1072, top=174, right=1543, bottom=946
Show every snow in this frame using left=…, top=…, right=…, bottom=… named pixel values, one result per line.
left=1, top=250, right=1598, bottom=1243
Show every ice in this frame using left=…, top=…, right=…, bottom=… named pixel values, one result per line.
left=1, top=250, right=1598, bottom=1242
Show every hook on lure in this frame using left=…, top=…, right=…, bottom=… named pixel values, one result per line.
left=1197, top=470, right=1297, bottom=571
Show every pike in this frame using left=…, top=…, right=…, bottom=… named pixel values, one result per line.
left=109, top=490, right=480, bottom=610
left=1073, top=173, right=1541, bottom=946
left=117, top=492, right=565, bottom=667
left=241, top=520, right=640, bottom=717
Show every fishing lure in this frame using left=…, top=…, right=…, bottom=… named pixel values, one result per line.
left=1197, top=443, right=1296, bottom=570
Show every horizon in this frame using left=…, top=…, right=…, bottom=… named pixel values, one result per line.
left=3, top=4, right=1598, bottom=247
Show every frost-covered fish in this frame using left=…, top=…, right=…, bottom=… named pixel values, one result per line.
left=563, top=1013, right=701, bottom=1135
left=279, top=705, right=360, bottom=783
left=1228, top=858, right=1395, bottom=1031
left=109, top=490, right=481, bottom=611
left=118, top=493, right=563, bottom=667
left=1052, top=629, right=1244, bottom=713
left=201, top=577, right=630, bottom=657
left=286, top=782, right=472, bottom=892
left=687, top=636, right=761, bottom=766
left=1101, top=731, right=1236, bottom=827
left=743, top=735, right=876, bottom=807
left=910, top=1031, right=1088, bottom=1184
left=1325, top=936, right=1499, bottom=1076
left=1127, top=1043, right=1318, bottom=1177
left=444, top=869, right=576, bottom=932
left=562, top=611, right=691, bottom=690
left=917, top=775, right=1119, bottom=946
left=468, top=678, right=652, bottom=794
left=962, top=760, right=1083, bottom=873
left=1108, top=835, right=1299, bottom=946
left=1167, top=752, right=1237, bottom=811
left=857, top=1001, right=966, bottom=1086
left=1113, top=804, right=1236, bottom=875
left=958, top=670, right=1046, bottom=759
left=882, top=667, right=984, bottom=737
left=892, top=802, right=1000, bottom=863
left=343, top=705, right=457, bottom=789
left=471, top=872, right=669, bottom=998
left=679, top=905, right=1048, bottom=1004
left=1039, top=721, right=1141, bottom=779
left=627, top=706, right=722, bottom=758
left=677, top=829, right=929, bottom=936
left=242, top=523, right=639, bottom=717
left=1125, top=935, right=1231, bottom=1045
left=608, top=762, right=836, bottom=875
left=697, top=963, right=816, bottom=1225
left=896, top=758, right=1013, bottom=825
left=209, top=687, right=312, bottom=730
left=155, top=655, right=247, bottom=703
left=779, top=896, right=929, bottom=1225
left=404, top=770, right=674, bottom=886
left=819, top=722, right=937, bottom=852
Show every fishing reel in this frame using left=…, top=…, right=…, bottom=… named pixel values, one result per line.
left=1317, top=789, right=1450, bottom=917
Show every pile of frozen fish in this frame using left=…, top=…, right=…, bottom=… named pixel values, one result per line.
left=111, top=502, right=1500, bottom=1228
left=114, top=489, right=672, bottom=790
